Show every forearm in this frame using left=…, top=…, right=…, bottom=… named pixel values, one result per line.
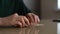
left=0, top=14, right=17, bottom=26
left=0, top=18, right=6, bottom=26
left=0, top=18, right=8, bottom=26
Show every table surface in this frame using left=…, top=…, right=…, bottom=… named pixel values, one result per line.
left=0, top=19, right=57, bottom=34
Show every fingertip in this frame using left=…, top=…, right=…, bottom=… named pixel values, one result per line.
left=18, top=22, right=22, bottom=28
left=28, top=22, right=30, bottom=26
left=24, top=17, right=30, bottom=26
left=38, top=18, right=40, bottom=23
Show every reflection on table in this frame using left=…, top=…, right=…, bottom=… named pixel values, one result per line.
left=19, top=27, right=40, bottom=34
left=0, top=26, right=42, bottom=34
left=0, top=19, right=57, bottom=34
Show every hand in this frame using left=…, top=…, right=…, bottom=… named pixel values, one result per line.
left=1, top=13, right=19, bottom=26
left=17, top=16, right=30, bottom=27
left=1, top=13, right=30, bottom=27
left=26, top=13, right=40, bottom=24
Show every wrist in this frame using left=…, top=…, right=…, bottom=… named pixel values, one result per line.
left=0, top=18, right=3, bottom=26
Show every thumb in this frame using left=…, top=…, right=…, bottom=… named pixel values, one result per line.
left=12, top=13, right=19, bottom=17
left=12, top=13, right=19, bottom=21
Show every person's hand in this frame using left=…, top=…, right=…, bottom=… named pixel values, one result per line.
left=26, top=13, right=40, bottom=24
left=0, top=13, right=40, bottom=27
left=17, top=16, right=30, bottom=27
left=1, top=13, right=19, bottom=26
left=1, top=13, right=30, bottom=27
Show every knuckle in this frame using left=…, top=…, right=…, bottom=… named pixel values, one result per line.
left=36, top=15, right=39, bottom=18
left=28, top=13, right=32, bottom=15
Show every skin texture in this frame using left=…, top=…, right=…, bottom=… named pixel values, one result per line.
left=0, top=13, right=40, bottom=27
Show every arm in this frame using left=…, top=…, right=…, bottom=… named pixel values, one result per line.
left=0, top=18, right=3, bottom=26
left=0, top=0, right=31, bottom=27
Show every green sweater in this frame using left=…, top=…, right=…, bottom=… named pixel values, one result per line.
left=0, top=0, right=31, bottom=17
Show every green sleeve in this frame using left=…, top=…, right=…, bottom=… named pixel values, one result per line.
left=15, top=0, right=32, bottom=15
left=0, top=0, right=15, bottom=17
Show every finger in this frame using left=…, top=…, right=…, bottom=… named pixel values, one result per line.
left=11, top=13, right=19, bottom=24
left=36, top=16, right=40, bottom=23
left=11, top=13, right=19, bottom=20
left=32, top=14, right=37, bottom=23
left=32, top=13, right=40, bottom=23
left=26, top=16, right=31, bottom=23
left=18, top=16, right=28, bottom=27
left=21, top=18, right=28, bottom=27
left=38, top=18, right=40, bottom=23
left=35, top=15, right=39, bottom=23
left=24, top=17, right=30, bottom=26
left=27, top=13, right=34, bottom=23
left=17, top=21, right=22, bottom=27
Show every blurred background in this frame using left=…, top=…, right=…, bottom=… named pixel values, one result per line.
left=23, top=0, right=41, bottom=18
left=24, top=0, right=60, bottom=20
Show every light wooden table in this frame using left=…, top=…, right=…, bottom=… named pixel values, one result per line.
left=0, top=19, right=57, bottom=34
